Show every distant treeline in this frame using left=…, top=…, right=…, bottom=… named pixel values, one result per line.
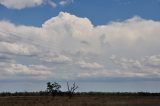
left=0, top=82, right=79, bottom=97
left=0, top=91, right=73, bottom=97
left=0, top=92, right=160, bottom=97
left=0, top=81, right=160, bottom=97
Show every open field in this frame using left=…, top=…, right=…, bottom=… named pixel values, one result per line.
left=0, top=93, right=160, bottom=106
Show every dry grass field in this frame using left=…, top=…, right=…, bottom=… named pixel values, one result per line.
left=0, top=94, right=160, bottom=106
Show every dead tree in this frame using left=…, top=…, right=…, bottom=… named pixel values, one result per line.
left=67, top=82, right=78, bottom=98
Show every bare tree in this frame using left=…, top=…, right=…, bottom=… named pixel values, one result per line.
left=67, top=82, right=78, bottom=98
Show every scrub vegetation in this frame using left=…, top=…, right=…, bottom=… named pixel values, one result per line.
left=0, top=82, right=160, bottom=106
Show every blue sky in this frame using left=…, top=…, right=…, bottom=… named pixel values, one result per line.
left=0, top=0, right=160, bottom=92
left=0, top=0, right=160, bottom=26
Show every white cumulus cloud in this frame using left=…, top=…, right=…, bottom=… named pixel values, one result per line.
left=0, top=42, right=39, bottom=56
left=0, top=62, right=52, bottom=80
left=39, top=53, right=72, bottom=63
left=0, top=0, right=44, bottom=9
left=76, top=61, right=103, bottom=69
left=0, top=12, right=160, bottom=80
left=0, top=0, right=74, bottom=9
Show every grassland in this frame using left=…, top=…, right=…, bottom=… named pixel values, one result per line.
left=0, top=93, right=160, bottom=106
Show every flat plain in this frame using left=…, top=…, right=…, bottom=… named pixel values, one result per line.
left=0, top=94, right=160, bottom=106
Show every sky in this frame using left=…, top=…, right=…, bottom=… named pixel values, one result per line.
left=0, top=0, right=160, bottom=92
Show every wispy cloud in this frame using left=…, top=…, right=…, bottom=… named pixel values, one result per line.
left=59, top=0, right=74, bottom=6
left=47, top=0, right=57, bottom=8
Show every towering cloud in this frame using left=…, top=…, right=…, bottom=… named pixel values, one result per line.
left=0, top=12, right=160, bottom=80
